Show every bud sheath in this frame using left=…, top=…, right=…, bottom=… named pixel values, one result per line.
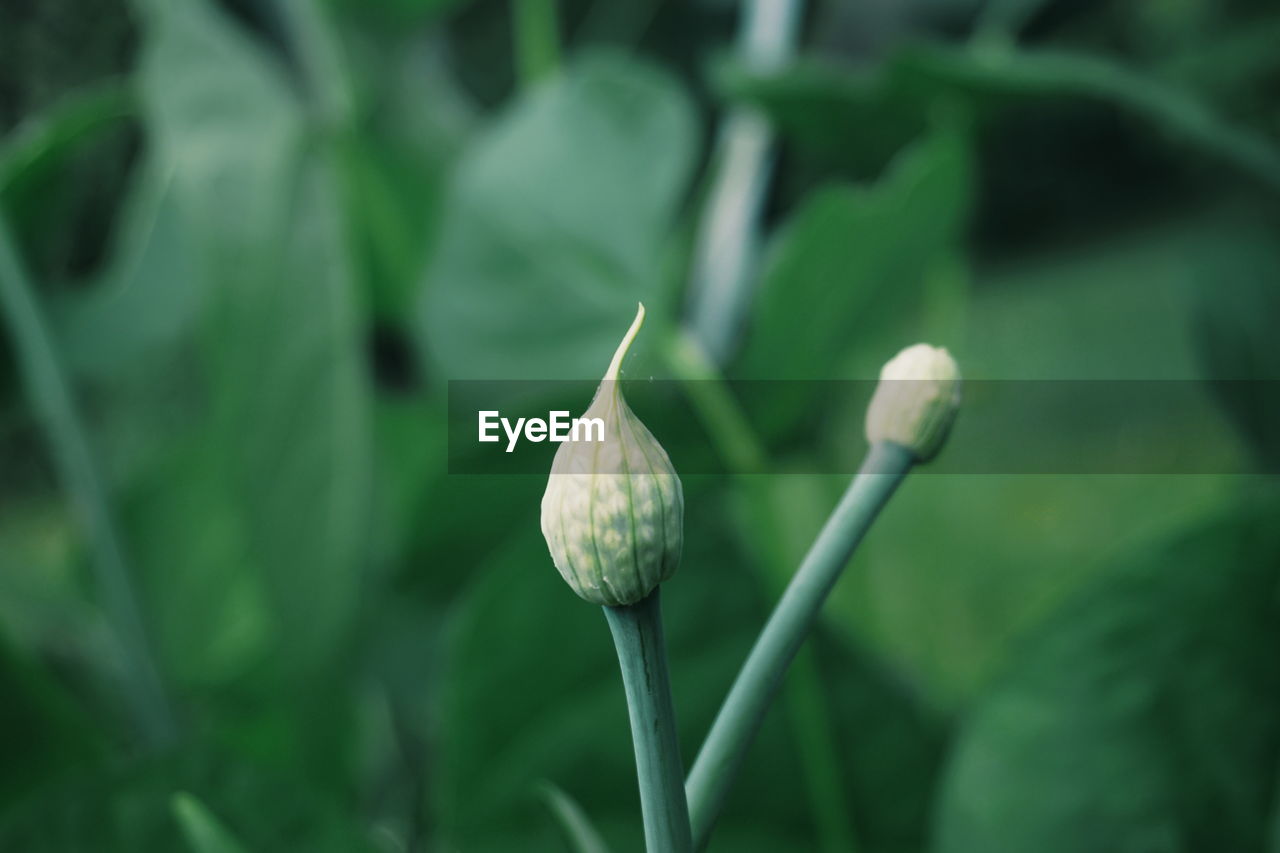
left=541, top=304, right=684, bottom=606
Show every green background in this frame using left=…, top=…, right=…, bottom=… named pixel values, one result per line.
left=2, top=0, right=1279, bottom=850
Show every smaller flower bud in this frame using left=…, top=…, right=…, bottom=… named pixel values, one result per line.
left=541, top=304, right=684, bottom=606
left=865, top=343, right=961, bottom=462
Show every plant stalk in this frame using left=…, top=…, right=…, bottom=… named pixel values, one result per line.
left=664, top=329, right=862, bottom=850
left=603, top=590, right=693, bottom=853
left=685, top=0, right=804, bottom=364
left=0, top=214, right=175, bottom=746
left=685, top=441, right=916, bottom=850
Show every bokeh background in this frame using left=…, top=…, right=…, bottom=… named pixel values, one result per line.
left=2, top=0, right=1279, bottom=850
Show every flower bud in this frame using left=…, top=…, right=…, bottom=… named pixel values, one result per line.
left=541, top=304, right=684, bottom=606
left=865, top=343, right=961, bottom=462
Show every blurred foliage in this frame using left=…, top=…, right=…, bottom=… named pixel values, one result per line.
left=2, top=0, right=1280, bottom=851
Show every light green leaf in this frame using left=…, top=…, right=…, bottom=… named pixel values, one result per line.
left=139, top=0, right=373, bottom=671
left=539, top=783, right=612, bottom=853
left=420, top=52, right=697, bottom=379
left=172, top=792, right=252, bottom=853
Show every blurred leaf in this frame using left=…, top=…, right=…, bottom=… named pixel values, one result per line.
left=138, top=0, right=303, bottom=268
left=420, top=52, right=697, bottom=379
left=934, top=499, right=1280, bottom=853
left=0, top=635, right=103, bottom=804
left=330, top=0, right=470, bottom=30
left=715, top=59, right=929, bottom=180
left=539, top=783, right=611, bottom=853
left=1, top=177, right=174, bottom=743
left=0, top=746, right=378, bottom=852
left=724, top=43, right=1280, bottom=192
left=0, top=82, right=134, bottom=198
left=336, top=133, right=444, bottom=320
left=171, top=792, right=251, bottom=853
left=139, top=0, right=374, bottom=670
left=895, top=44, right=1280, bottom=192
left=736, top=127, right=972, bottom=381
left=54, top=162, right=198, bottom=381
left=124, top=444, right=270, bottom=687
left=1189, top=213, right=1280, bottom=470
left=0, top=501, right=101, bottom=658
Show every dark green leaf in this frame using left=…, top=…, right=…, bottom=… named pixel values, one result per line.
left=934, top=499, right=1280, bottom=853
left=1189, top=213, right=1280, bottom=470
left=0, top=747, right=378, bottom=852
left=735, top=128, right=972, bottom=381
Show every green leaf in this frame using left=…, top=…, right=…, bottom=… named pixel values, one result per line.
left=539, top=783, right=612, bottom=853
left=714, top=59, right=929, bottom=180
left=724, top=44, right=1280, bottom=193
left=171, top=792, right=251, bottom=853
left=933, top=499, right=1280, bottom=853
left=891, top=44, right=1280, bottom=193
left=54, top=162, right=198, bottom=381
left=124, top=444, right=271, bottom=687
left=138, top=0, right=304, bottom=270
left=1189, top=212, right=1280, bottom=470
left=735, top=128, right=972, bottom=381
left=419, top=52, right=697, bottom=379
left=0, top=634, right=103, bottom=804
left=0, top=82, right=134, bottom=198
left=139, top=0, right=374, bottom=671
left=0, top=747, right=378, bottom=851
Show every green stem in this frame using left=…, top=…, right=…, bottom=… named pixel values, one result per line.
left=513, top=0, right=561, bottom=90
left=664, top=328, right=862, bottom=849
left=661, top=329, right=765, bottom=474
left=603, top=590, right=693, bottom=853
left=0, top=214, right=175, bottom=745
left=685, top=442, right=915, bottom=850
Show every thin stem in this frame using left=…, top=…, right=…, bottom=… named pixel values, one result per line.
left=0, top=214, right=175, bottom=745
left=664, top=328, right=861, bottom=849
left=783, top=649, right=860, bottom=853
left=661, top=329, right=766, bottom=474
left=685, top=442, right=916, bottom=850
left=603, top=590, right=693, bottom=853
left=513, top=0, right=561, bottom=90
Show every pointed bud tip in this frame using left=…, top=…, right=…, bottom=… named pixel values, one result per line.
left=541, top=305, right=684, bottom=606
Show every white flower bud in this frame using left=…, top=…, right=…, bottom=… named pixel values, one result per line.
left=541, top=304, right=684, bottom=606
left=865, top=343, right=961, bottom=462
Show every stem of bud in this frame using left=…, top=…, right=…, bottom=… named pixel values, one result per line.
left=684, top=441, right=916, bottom=850
left=603, top=589, right=693, bottom=853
